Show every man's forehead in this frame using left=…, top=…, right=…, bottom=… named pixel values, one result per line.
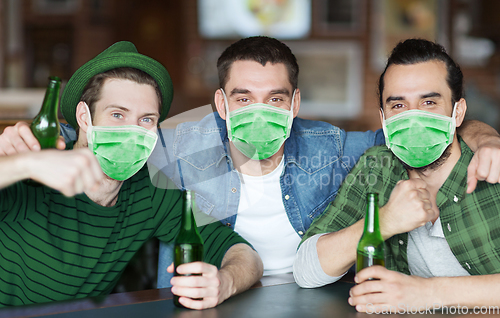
left=225, top=60, right=292, bottom=88
left=386, top=60, right=447, bottom=78
left=383, top=61, right=449, bottom=97
left=94, top=79, right=160, bottom=116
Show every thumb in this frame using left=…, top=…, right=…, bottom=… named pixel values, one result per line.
left=167, top=262, right=174, bottom=273
left=467, top=156, right=479, bottom=193
left=57, top=136, right=66, bottom=150
left=410, top=176, right=427, bottom=189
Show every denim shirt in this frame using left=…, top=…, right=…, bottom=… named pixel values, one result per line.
left=147, top=112, right=385, bottom=236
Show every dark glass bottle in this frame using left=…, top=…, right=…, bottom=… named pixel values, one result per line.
left=356, top=193, right=385, bottom=274
left=30, top=76, right=61, bottom=149
left=173, top=190, right=204, bottom=308
left=24, top=76, right=61, bottom=187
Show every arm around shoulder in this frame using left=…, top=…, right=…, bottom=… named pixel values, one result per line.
left=458, top=120, right=500, bottom=152
left=458, top=120, right=500, bottom=192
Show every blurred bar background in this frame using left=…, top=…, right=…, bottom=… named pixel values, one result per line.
left=1, top=0, right=499, bottom=292
left=1, top=0, right=499, bottom=133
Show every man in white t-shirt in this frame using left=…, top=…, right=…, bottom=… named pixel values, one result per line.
left=150, top=36, right=386, bottom=279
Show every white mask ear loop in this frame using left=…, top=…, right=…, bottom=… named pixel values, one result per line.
left=83, top=102, right=93, bottom=127
left=381, top=109, right=391, bottom=149
left=285, top=89, right=296, bottom=137
left=290, top=90, right=296, bottom=115
left=450, top=102, right=458, bottom=142
left=220, top=88, right=233, bottom=140
left=83, top=102, right=95, bottom=148
left=220, top=88, right=229, bottom=117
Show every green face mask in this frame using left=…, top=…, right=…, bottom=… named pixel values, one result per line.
left=222, top=89, right=295, bottom=160
left=85, top=103, right=158, bottom=181
left=382, top=105, right=457, bottom=168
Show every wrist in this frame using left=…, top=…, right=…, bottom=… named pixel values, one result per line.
left=16, top=152, right=36, bottom=181
left=426, top=277, right=446, bottom=306
left=478, top=134, right=500, bottom=147
left=217, top=268, right=236, bottom=303
left=379, top=206, right=395, bottom=240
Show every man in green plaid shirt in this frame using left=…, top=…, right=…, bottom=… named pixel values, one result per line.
left=293, top=39, right=500, bottom=313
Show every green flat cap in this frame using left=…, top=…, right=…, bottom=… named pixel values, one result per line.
left=61, top=41, right=173, bottom=128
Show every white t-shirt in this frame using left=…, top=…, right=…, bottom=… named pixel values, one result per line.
left=234, top=158, right=301, bottom=276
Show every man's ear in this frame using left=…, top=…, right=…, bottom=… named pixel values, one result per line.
left=214, top=89, right=227, bottom=120
left=455, top=98, right=467, bottom=128
left=292, top=89, right=301, bottom=118
left=379, top=108, right=384, bottom=126
left=75, top=102, right=91, bottom=134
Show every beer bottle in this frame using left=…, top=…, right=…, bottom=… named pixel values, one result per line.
left=173, top=190, right=204, bottom=308
left=356, top=193, right=385, bottom=274
left=24, top=76, right=61, bottom=186
left=30, top=76, right=61, bottom=149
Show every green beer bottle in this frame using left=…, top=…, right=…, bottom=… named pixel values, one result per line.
left=356, top=193, right=385, bottom=274
left=30, top=76, right=61, bottom=149
left=173, top=190, right=204, bottom=308
left=24, top=76, right=62, bottom=186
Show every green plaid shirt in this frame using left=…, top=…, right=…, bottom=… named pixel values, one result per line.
left=302, top=137, right=500, bottom=276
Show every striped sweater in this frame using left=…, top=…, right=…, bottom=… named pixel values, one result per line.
left=0, top=166, right=248, bottom=307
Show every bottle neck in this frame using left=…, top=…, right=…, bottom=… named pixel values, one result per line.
left=40, top=78, right=61, bottom=117
left=364, top=195, right=379, bottom=234
left=181, top=191, right=196, bottom=230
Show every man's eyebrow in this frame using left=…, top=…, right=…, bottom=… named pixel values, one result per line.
left=270, top=88, right=290, bottom=96
left=421, top=92, right=442, bottom=99
left=104, top=105, right=130, bottom=112
left=385, top=96, right=404, bottom=104
left=142, top=112, right=160, bottom=118
left=104, top=105, right=159, bottom=118
left=230, top=88, right=250, bottom=96
left=229, top=88, right=291, bottom=96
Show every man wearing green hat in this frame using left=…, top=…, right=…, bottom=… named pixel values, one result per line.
left=0, top=41, right=263, bottom=309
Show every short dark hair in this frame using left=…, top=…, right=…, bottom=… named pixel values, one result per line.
left=378, top=39, right=463, bottom=109
left=217, top=36, right=299, bottom=91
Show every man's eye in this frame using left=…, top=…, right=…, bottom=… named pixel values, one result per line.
left=423, top=100, right=436, bottom=105
left=112, top=113, right=123, bottom=118
left=392, top=104, right=404, bottom=109
left=237, top=98, right=250, bottom=103
left=270, top=97, right=283, bottom=102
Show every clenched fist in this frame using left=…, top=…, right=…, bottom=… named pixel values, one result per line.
left=379, top=178, right=439, bottom=239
